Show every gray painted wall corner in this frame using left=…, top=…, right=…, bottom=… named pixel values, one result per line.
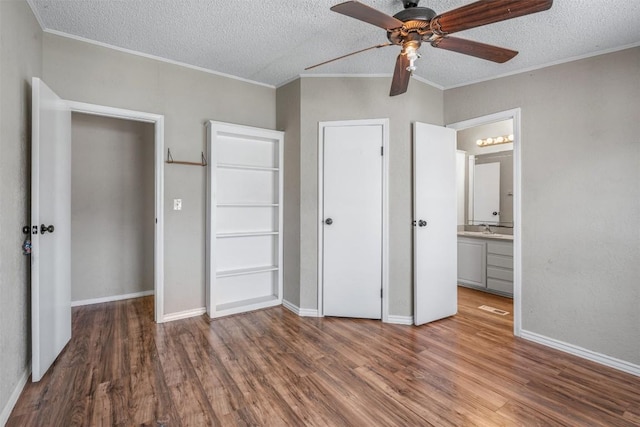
left=276, top=79, right=302, bottom=307
left=0, top=0, right=42, bottom=420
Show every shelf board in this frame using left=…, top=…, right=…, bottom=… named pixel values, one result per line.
left=216, top=203, right=279, bottom=207
left=216, top=265, right=279, bottom=278
left=213, top=294, right=281, bottom=318
left=216, top=231, right=278, bottom=238
left=217, top=163, right=279, bottom=172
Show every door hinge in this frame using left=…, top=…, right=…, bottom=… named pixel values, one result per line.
left=380, top=146, right=384, bottom=156
left=381, top=288, right=383, bottom=298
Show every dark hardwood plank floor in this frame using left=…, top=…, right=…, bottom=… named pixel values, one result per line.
left=8, top=288, right=640, bottom=426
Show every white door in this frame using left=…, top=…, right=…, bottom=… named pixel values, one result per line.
left=322, top=124, right=382, bottom=319
left=413, top=122, right=457, bottom=325
left=473, top=162, right=501, bottom=223
left=31, top=78, right=72, bottom=382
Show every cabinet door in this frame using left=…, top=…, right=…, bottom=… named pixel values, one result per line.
left=457, top=238, right=486, bottom=288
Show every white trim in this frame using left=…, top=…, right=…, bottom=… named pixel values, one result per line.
left=447, top=108, right=522, bottom=336
left=317, top=119, right=390, bottom=321
left=71, top=290, right=154, bottom=307
left=386, top=315, right=414, bottom=326
left=43, top=29, right=274, bottom=89
left=282, top=300, right=320, bottom=317
left=521, top=330, right=640, bottom=377
left=445, top=42, right=640, bottom=90
left=67, top=101, right=165, bottom=324
left=162, top=307, right=207, bottom=323
left=0, top=366, right=30, bottom=426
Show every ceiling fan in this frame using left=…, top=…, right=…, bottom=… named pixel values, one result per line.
left=306, top=0, right=553, bottom=96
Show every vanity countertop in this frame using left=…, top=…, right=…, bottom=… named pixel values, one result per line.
left=457, top=231, right=514, bottom=241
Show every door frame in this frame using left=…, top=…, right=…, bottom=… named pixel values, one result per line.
left=446, top=108, right=522, bottom=336
left=66, top=101, right=165, bottom=323
left=317, top=119, right=389, bottom=321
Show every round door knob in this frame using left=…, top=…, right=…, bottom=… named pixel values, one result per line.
left=418, top=220, right=427, bottom=227
left=492, top=211, right=498, bottom=216
left=40, top=224, right=55, bottom=234
left=325, top=218, right=333, bottom=225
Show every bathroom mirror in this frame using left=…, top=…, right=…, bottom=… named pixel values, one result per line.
left=456, top=119, right=514, bottom=227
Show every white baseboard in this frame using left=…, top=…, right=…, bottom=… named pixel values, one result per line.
left=520, top=330, right=640, bottom=377
left=71, top=290, right=154, bottom=307
left=282, top=300, right=319, bottom=317
left=0, top=365, right=30, bottom=426
left=162, top=307, right=207, bottom=323
left=386, top=315, right=414, bottom=325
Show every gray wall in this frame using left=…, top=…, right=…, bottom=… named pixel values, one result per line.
left=276, top=79, right=301, bottom=307
left=42, top=33, right=276, bottom=314
left=296, top=77, right=443, bottom=316
left=71, top=113, right=155, bottom=302
left=444, top=47, right=640, bottom=365
left=0, top=0, right=42, bottom=419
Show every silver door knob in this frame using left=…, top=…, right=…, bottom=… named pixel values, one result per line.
left=418, top=220, right=427, bottom=227
left=325, top=218, right=333, bottom=225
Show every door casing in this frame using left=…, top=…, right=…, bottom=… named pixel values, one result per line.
left=447, top=108, right=522, bottom=336
left=317, top=119, right=389, bottom=321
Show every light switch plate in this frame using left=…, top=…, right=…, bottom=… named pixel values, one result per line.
left=173, top=199, right=182, bottom=210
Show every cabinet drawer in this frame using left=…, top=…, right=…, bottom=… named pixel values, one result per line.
left=487, top=254, right=512, bottom=269
left=487, top=278, right=513, bottom=294
left=487, top=266, right=513, bottom=282
left=487, top=241, right=513, bottom=256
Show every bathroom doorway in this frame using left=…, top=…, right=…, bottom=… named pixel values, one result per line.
left=448, top=109, right=522, bottom=336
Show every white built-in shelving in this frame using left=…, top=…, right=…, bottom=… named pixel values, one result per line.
left=206, top=121, right=284, bottom=318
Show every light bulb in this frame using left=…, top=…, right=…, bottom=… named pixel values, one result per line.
left=476, top=139, right=483, bottom=146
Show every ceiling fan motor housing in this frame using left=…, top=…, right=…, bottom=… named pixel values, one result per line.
left=387, top=7, right=437, bottom=45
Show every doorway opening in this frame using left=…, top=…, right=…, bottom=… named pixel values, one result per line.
left=448, top=109, right=522, bottom=336
left=67, top=101, right=165, bottom=323
left=70, top=113, right=155, bottom=317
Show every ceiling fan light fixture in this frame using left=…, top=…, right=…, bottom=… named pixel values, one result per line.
left=403, top=41, right=421, bottom=72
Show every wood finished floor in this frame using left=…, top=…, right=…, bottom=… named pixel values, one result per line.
left=8, top=288, right=640, bottom=426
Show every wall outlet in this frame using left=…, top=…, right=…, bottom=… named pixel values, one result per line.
left=173, top=199, right=182, bottom=211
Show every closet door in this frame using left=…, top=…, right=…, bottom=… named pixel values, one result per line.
left=206, top=121, right=284, bottom=318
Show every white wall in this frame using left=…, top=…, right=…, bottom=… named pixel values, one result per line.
left=71, top=113, right=155, bottom=302
left=0, top=0, right=42, bottom=421
left=445, top=47, right=640, bottom=365
left=42, top=33, right=276, bottom=315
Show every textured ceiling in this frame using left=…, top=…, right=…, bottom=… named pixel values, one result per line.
left=28, top=0, right=640, bottom=89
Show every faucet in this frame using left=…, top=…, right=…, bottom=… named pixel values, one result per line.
left=481, top=223, right=493, bottom=234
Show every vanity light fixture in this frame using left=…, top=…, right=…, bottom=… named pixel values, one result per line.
left=476, top=134, right=514, bottom=147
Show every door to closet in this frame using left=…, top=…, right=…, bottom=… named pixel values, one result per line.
left=206, top=121, right=284, bottom=318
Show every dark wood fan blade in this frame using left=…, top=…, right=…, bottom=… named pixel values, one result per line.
left=390, top=53, right=410, bottom=96
left=432, top=36, right=518, bottom=63
left=305, top=43, right=393, bottom=71
left=431, top=0, right=553, bottom=35
left=331, top=1, right=404, bottom=30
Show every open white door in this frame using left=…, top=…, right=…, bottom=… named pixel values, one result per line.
left=413, top=122, right=457, bottom=325
left=31, top=78, right=72, bottom=382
